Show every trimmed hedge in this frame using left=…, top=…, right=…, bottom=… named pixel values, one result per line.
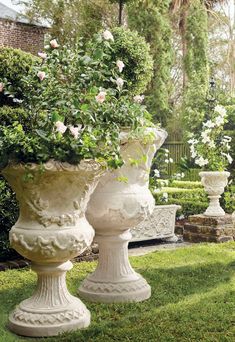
left=0, top=47, right=39, bottom=106
left=170, top=180, right=203, bottom=189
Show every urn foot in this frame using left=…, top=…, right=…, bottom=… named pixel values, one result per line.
left=78, top=232, right=151, bottom=303
left=8, top=261, right=90, bottom=337
left=79, top=274, right=151, bottom=303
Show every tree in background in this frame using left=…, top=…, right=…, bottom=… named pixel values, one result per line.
left=108, top=0, right=133, bottom=25
left=18, top=0, right=117, bottom=43
left=128, top=0, right=173, bottom=126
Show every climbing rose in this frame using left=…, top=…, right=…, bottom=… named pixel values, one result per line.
left=55, top=121, right=67, bottom=134
left=50, top=39, right=59, bottom=48
left=37, top=71, right=46, bottom=81
left=95, top=91, right=106, bottom=103
left=103, top=30, right=114, bottom=41
left=0, top=83, right=4, bottom=92
left=116, top=60, right=125, bottom=73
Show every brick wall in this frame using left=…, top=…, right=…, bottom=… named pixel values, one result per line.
left=0, top=19, right=46, bottom=55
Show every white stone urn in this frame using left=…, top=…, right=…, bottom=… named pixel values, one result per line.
left=79, top=127, right=167, bottom=303
left=199, top=171, right=230, bottom=217
left=2, top=160, right=103, bottom=337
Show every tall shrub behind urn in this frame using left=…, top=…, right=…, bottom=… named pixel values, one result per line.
left=0, top=31, right=155, bottom=336
left=188, top=105, right=232, bottom=216
left=79, top=29, right=166, bottom=303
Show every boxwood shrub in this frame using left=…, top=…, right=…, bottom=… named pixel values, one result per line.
left=0, top=47, right=39, bottom=106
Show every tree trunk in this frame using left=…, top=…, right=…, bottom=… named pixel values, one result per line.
left=119, top=0, right=124, bottom=26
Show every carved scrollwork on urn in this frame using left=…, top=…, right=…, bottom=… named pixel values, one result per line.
left=2, top=159, right=103, bottom=337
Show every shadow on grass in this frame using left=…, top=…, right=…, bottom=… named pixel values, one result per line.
left=0, top=260, right=234, bottom=341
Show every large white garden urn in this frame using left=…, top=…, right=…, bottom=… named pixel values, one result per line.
left=2, top=160, right=103, bottom=337
left=199, top=171, right=230, bottom=217
left=79, top=127, right=167, bottom=303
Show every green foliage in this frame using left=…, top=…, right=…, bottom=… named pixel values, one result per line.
left=183, top=0, right=209, bottom=131
left=0, top=47, right=39, bottom=106
left=88, top=27, right=154, bottom=95
left=0, top=39, right=154, bottom=169
left=128, top=0, right=173, bottom=125
left=170, top=180, right=203, bottom=189
left=0, top=177, right=19, bottom=261
left=18, top=0, right=116, bottom=44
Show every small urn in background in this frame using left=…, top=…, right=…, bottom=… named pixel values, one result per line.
left=199, top=171, right=230, bottom=217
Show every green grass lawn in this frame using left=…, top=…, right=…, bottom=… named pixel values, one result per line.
left=1, top=243, right=235, bottom=342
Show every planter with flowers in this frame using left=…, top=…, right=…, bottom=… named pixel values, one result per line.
left=188, top=105, right=232, bottom=217
left=0, top=29, right=156, bottom=336
left=77, top=29, right=167, bottom=303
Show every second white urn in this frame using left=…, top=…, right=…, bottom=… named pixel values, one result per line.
left=199, top=171, right=230, bottom=217
left=79, top=128, right=167, bottom=303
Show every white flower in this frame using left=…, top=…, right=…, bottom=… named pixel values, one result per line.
left=103, top=30, right=114, bottom=41
left=153, top=188, right=161, bottom=194
left=195, top=156, right=209, bottom=167
left=203, top=120, right=215, bottom=128
left=214, top=105, right=227, bottom=117
left=37, top=71, right=46, bottom=81
left=38, top=52, right=47, bottom=59
left=208, top=140, right=216, bottom=148
left=55, top=121, right=67, bottom=134
left=169, top=158, right=173, bottom=163
left=69, top=125, right=82, bottom=139
left=133, top=95, right=145, bottom=104
left=191, top=151, right=197, bottom=158
left=162, top=192, right=168, bottom=202
left=154, top=169, right=160, bottom=178
left=222, top=153, right=233, bottom=164
left=95, top=91, right=106, bottom=103
left=179, top=214, right=185, bottom=220
left=116, top=77, right=124, bottom=89
left=215, top=116, right=224, bottom=127
left=116, top=60, right=125, bottom=72
left=201, top=130, right=211, bottom=143
left=188, top=138, right=198, bottom=145
left=165, top=159, right=169, bottom=164
left=223, top=135, right=232, bottom=142
left=50, top=39, right=59, bottom=48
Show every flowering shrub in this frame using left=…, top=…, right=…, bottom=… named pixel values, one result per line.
left=87, top=27, right=153, bottom=95
left=0, top=34, right=155, bottom=170
left=188, top=105, right=233, bottom=171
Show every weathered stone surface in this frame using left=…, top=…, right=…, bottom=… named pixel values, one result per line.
left=184, top=214, right=235, bottom=243
left=3, top=160, right=103, bottom=337
left=188, top=214, right=233, bottom=226
left=131, top=204, right=181, bottom=242
left=80, top=127, right=167, bottom=303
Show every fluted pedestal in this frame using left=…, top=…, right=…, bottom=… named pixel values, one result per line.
left=3, top=160, right=103, bottom=337
left=79, top=128, right=167, bottom=303
left=79, top=231, right=150, bottom=303
left=9, top=261, right=90, bottom=337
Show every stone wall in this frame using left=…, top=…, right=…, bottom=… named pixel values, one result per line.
left=0, top=19, right=46, bottom=55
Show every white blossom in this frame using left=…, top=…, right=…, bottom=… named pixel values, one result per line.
left=214, top=105, right=227, bottom=117
left=195, top=156, right=209, bottom=167
left=103, top=30, right=114, bottom=41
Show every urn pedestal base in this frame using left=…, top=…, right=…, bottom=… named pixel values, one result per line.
left=79, top=232, right=151, bottom=303
left=9, top=261, right=90, bottom=337
left=183, top=214, right=235, bottom=243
